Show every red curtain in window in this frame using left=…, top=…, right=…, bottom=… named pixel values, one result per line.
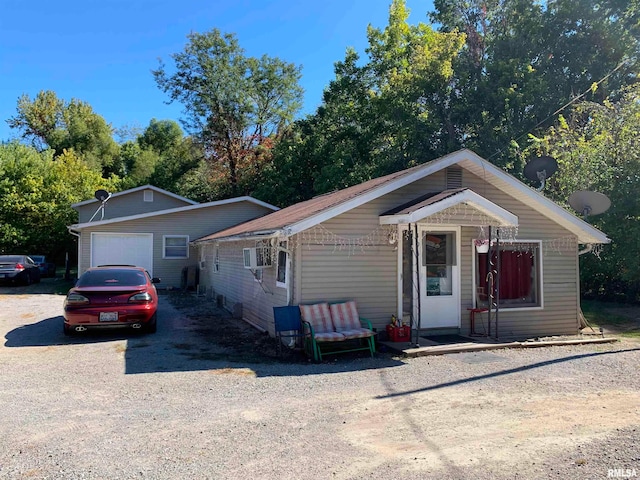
left=478, top=250, right=533, bottom=300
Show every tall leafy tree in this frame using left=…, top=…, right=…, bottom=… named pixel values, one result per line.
left=430, top=0, right=639, bottom=170
left=256, top=0, right=464, bottom=205
left=0, top=142, right=116, bottom=256
left=8, top=90, right=121, bottom=175
left=153, top=29, right=304, bottom=198
left=141, top=119, right=203, bottom=195
left=525, top=84, right=640, bottom=301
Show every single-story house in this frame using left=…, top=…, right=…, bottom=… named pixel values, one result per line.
left=192, top=149, right=609, bottom=340
left=68, top=185, right=278, bottom=288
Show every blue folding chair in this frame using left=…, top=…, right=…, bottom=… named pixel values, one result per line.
left=272, top=306, right=305, bottom=356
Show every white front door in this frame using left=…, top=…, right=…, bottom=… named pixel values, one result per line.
left=418, top=227, right=460, bottom=329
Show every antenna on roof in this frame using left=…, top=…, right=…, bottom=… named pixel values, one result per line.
left=568, top=191, right=611, bottom=220
left=89, top=189, right=112, bottom=222
left=524, top=155, right=558, bottom=191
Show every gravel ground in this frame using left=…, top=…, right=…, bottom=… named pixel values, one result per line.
left=0, top=283, right=639, bottom=479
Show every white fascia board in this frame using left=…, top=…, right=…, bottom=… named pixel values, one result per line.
left=70, top=197, right=278, bottom=230
left=461, top=156, right=610, bottom=244
left=71, top=185, right=198, bottom=208
left=284, top=149, right=470, bottom=236
left=233, top=196, right=280, bottom=212
left=379, top=190, right=518, bottom=226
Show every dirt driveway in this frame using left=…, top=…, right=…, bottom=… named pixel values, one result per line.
left=1, top=284, right=639, bottom=479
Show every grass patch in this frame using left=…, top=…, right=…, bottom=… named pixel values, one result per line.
left=581, top=299, right=640, bottom=338
left=581, top=300, right=632, bottom=327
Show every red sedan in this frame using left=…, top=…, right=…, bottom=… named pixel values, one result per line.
left=63, top=266, right=160, bottom=336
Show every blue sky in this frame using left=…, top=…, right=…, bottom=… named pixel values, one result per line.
left=1, top=0, right=434, bottom=143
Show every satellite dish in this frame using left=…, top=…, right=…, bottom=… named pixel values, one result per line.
left=94, top=189, right=110, bottom=202
left=524, top=156, right=558, bottom=191
left=568, top=191, right=611, bottom=219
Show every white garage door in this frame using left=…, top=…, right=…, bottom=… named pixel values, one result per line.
left=91, top=233, right=154, bottom=275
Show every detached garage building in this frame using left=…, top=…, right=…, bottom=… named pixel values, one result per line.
left=69, top=185, right=277, bottom=288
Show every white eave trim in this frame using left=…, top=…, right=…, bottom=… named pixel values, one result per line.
left=69, top=196, right=279, bottom=230
left=284, top=150, right=472, bottom=236
left=71, top=184, right=198, bottom=208
left=192, top=230, right=285, bottom=245
left=458, top=156, right=610, bottom=244
left=183, top=148, right=609, bottom=245
left=379, top=189, right=519, bottom=226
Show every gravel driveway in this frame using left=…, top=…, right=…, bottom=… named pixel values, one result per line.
left=1, top=283, right=639, bottom=479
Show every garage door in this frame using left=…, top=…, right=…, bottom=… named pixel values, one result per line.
left=91, top=233, right=154, bottom=275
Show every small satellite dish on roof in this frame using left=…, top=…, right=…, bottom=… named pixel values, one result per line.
left=89, top=190, right=112, bottom=222
left=94, top=189, right=110, bottom=202
left=568, top=190, right=611, bottom=219
left=524, top=155, right=558, bottom=191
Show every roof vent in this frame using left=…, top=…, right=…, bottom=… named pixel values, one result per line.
left=446, top=166, right=463, bottom=189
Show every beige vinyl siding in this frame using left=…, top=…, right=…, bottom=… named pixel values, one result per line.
left=464, top=171, right=580, bottom=338
left=296, top=169, right=580, bottom=337
left=76, top=189, right=192, bottom=223
left=297, top=174, right=446, bottom=330
left=77, top=202, right=272, bottom=286
left=206, top=240, right=287, bottom=335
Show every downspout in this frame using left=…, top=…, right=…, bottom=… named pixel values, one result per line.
left=486, top=226, right=492, bottom=338
left=67, top=228, right=81, bottom=281
left=577, top=242, right=593, bottom=332
left=279, top=240, right=293, bottom=306
left=495, top=228, right=501, bottom=339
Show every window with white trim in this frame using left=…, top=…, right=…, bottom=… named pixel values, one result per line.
left=476, top=241, right=541, bottom=308
left=276, top=241, right=288, bottom=288
left=144, top=190, right=153, bottom=202
left=163, top=235, right=189, bottom=259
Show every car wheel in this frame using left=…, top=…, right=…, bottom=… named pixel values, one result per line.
left=146, top=313, right=157, bottom=334
left=23, top=273, right=32, bottom=286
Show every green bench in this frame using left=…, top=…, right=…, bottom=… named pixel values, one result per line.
left=299, top=301, right=376, bottom=362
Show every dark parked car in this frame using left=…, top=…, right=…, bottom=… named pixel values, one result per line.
left=30, top=255, right=56, bottom=277
left=63, top=266, right=160, bottom=336
left=0, top=255, right=42, bottom=285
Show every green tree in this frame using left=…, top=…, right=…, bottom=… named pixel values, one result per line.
left=0, top=143, right=116, bottom=256
left=257, top=0, right=464, bottom=204
left=525, top=84, right=640, bottom=302
left=430, top=0, right=639, bottom=170
left=7, top=90, right=121, bottom=176
left=153, top=29, right=304, bottom=197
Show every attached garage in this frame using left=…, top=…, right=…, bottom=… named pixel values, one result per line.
left=69, top=187, right=279, bottom=287
left=90, top=233, right=154, bottom=275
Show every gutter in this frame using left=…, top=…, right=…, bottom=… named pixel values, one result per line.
left=193, top=230, right=285, bottom=245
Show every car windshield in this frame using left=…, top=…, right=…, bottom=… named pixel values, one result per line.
left=77, top=269, right=147, bottom=287
left=0, top=256, right=24, bottom=263
left=31, top=256, right=44, bottom=262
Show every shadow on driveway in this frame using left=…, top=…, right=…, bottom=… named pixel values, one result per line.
left=3, top=297, right=405, bottom=377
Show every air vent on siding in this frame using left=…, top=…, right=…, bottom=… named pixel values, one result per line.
left=446, top=166, right=463, bottom=189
